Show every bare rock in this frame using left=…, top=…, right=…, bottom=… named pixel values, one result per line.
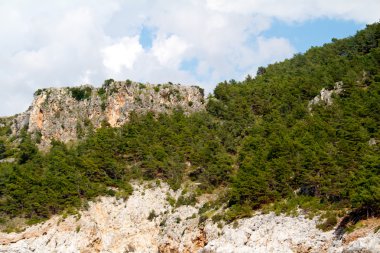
left=10, top=81, right=205, bottom=149
left=308, top=81, right=343, bottom=111
left=1, top=183, right=378, bottom=253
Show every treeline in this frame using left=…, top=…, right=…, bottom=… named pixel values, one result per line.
left=0, top=111, right=232, bottom=220
left=0, top=23, right=379, bottom=223
left=209, top=22, right=380, bottom=214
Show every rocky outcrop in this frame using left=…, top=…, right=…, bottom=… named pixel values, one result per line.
left=0, top=182, right=209, bottom=253
left=308, top=81, right=343, bottom=111
left=11, top=81, right=205, bottom=149
left=0, top=182, right=378, bottom=253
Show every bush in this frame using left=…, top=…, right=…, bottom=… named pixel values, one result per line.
left=176, top=194, right=196, bottom=207
left=212, top=214, right=223, bottom=223
left=0, top=140, right=5, bottom=159
left=103, top=79, right=114, bottom=88
left=317, top=213, right=338, bottom=231
left=69, top=87, right=92, bottom=101
left=148, top=210, right=157, bottom=221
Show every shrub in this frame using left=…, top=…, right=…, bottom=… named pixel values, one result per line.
left=69, top=87, right=92, bottom=101
left=148, top=210, right=157, bottom=221
left=176, top=194, right=196, bottom=207
left=34, top=89, right=44, bottom=96
left=317, top=213, right=338, bottom=231
left=166, top=195, right=176, bottom=207
left=101, top=102, right=107, bottom=111
left=212, top=214, right=223, bottom=223
left=98, top=87, right=106, bottom=97
left=103, top=79, right=114, bottom=88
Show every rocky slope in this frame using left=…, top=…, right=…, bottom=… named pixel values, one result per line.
left=0, top=182, right=378, bottom=253
left=10, top=81, right=205, bottom=149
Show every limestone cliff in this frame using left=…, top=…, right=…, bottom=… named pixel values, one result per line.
left=11, top=81, right=205, bottom=149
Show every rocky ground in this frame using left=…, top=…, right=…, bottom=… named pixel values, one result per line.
left=0, top=182, right=379, bottom=253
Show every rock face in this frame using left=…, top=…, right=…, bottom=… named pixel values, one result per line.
left=308, top=81, right=343, bottom=111
left=0, top=182, right=378, bottom=253
left=0, top=182, right=209, bottom=253
left=11, top=81, right=205, bottom=149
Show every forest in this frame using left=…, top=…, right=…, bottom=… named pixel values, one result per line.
left=0, top=22, right=379, bottom=227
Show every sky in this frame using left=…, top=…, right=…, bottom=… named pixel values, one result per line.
left=0, top=1, right=379, bottom=116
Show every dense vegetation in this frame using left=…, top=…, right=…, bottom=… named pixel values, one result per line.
left=0, top=23, right=379, bottom=227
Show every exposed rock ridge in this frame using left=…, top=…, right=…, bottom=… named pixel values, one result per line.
left=11, top=81, right=205, bottom=149
left=308, top=81, right=343, bottom=111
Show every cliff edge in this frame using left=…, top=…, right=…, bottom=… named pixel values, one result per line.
left=11, top=80, right=205, bottom=149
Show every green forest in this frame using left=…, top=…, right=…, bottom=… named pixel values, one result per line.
left=0, top=23, right=379, bottom=227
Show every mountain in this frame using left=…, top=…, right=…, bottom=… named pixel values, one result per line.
left=0, top=22, right=379, bottom=252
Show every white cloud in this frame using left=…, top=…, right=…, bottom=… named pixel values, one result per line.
left=102, top=36, right=143, bottom=73
left=0, top=0, right=378, bottom=116
left=152, top=35, right=190, bottom=68
left=256, top=37, right=295, bottom=63
left=206, top=0, right=380, bottom=23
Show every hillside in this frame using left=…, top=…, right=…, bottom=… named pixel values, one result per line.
left=0, top=22, right=379, bottom=252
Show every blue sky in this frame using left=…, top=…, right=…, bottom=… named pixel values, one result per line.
left=138, top=18, right=366, bottom=83
left=0, top=1, right=378, bottom=116
left=263, top=19, right=365, bottom=53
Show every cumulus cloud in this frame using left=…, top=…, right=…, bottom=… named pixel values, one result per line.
left=206, top=0, right=380, bottom=23
left=0, top=0, right=378, bottom=115
left=103, top=36, right=144, bottom=73
left=152, top=35, right=190, bottom=68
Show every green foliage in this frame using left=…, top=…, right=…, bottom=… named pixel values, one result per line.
left=33, top=89, right=45, bottom=96
left=223, top=205, right=252, bottom=223
left=97, top=87, right=106, bottom=97
left=317, top=212, right=338, bottom=231
left=209, top=22, right=380, bottom=218
left=0, top=140, right=5, bottom=159
left=34, top=131, right=42, bottom=144
left=212, top=213, right=223, bottom=223
left=0, top=122, right=12, bottom=137
left=262, top=196, right=324, bottom=217
left=69, top=87, right=92, bottom=101
left=147, top=210, right=157, bottom=221
left=100, top=102, right=107, bottom=111
left=103, top=79, right=114, bottom=88
left=18, top=134, right=38, bottom=164
left=176, top=194, right=196, bottom=207
left=167, top=195, right=176, bottom=207
left=192, top=85, right=205, bottom=97
left=76, top=122, right=84, bottom=138
left=1, top=23, right=380, bottom=225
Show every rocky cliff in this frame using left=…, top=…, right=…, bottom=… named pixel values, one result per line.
left=11, top=81, right=205, bottom=149
left=0, top=182, right=378, bottom=253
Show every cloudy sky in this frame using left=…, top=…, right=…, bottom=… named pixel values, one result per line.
left=0, top=1, right=379, bottom=116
